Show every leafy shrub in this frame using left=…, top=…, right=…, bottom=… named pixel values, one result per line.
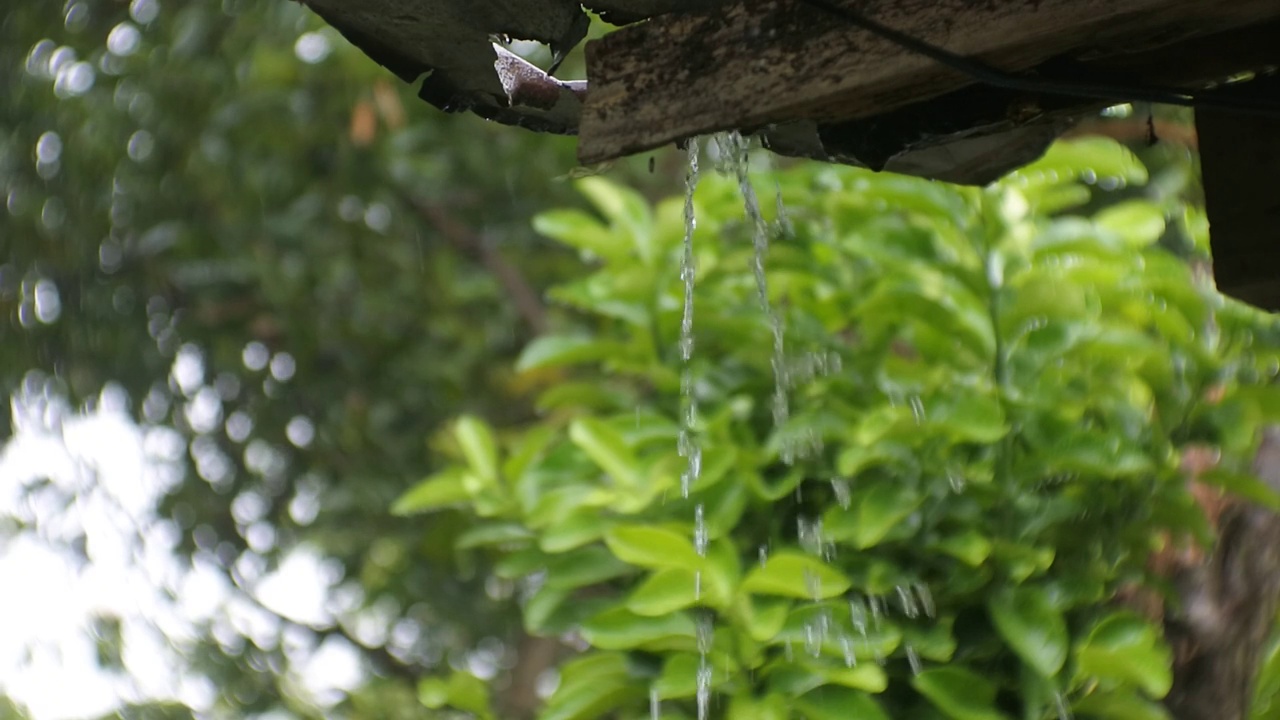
left=397, top=138, right=1280, bottom=719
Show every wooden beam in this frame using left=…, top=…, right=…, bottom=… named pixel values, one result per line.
left=1199, top=74, right=1280, bottom=311
left=578, top=0, right=1280, bottom=164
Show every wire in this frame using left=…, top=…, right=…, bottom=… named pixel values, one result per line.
left=797, top=0, right=1280, bottom=116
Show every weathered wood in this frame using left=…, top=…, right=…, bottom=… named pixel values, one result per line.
left=578, top=0, right=1280, bottom=164
left=1199, top=75, right=1280, bottom=311
left=302, top=0, right=594, bottom=134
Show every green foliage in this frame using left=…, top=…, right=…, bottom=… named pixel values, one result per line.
left=398, top=137, right=1280, bottom=718
left=2, top=1, right=675, bottom=716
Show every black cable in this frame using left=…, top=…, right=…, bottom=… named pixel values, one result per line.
left=797, top=0, right=1280, bottom=116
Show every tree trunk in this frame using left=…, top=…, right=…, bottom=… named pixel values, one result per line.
left=1165, top=426, right=1280, bottom=719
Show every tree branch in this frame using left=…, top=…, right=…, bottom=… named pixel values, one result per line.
left=397, top=190, right=550, bottom=335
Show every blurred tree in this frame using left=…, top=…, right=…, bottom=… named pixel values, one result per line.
left=6, top=1, right=1279, bottom=720
left=1, top=0, right=668, bottom=717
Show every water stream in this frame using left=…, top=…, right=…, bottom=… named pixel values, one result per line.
left=678, top=138, right=702, bottom=500
left=718, top=132, right=790, bottom=432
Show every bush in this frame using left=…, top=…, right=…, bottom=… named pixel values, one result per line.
left=397, top=138, right=1280, bottom=719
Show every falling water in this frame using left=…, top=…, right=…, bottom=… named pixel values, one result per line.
left=676, top=138, right=714, bottom=720
left=679, top=137, right=702, bottom=498
left=719, top=131, right=790, bottom=432
left=695, top=612, right=714, bottom=719
left=694, top=502, right=707, bottom=601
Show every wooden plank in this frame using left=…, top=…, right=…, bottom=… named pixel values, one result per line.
left=1199, top=75, right=1280, bottom=310
left=578, top=0, right=1280, bottom=164
left=762, top=19, right=1280, bottom=184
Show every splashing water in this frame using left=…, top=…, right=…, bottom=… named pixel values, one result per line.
left=650, top=687, right=661, bottom=720
left=679, top=138, right=702, bottom=498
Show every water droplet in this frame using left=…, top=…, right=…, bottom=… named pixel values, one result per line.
left=850, top=599, right=867, bottom=636
left=830, top=478, right=851, bottom=509
left=896, top=585, right=920, bottom=618
left=695, top=612, right=714, bottom=720
left=841, top=635, right=857, bottom=667
left=694, top=504, right=708, bottom=556
left=906, top=644, right=922, bottom=675
left=803, top=568, right=822, bottom=601
left=915, top=583, right=935, bottom=618
left=650, top=687, right=661, bottom=720
left=798, top=516, right=824, bottom=556
left=1054, top=692, right=1073, bottom=720
left=908, top=395, right=925, bottom=424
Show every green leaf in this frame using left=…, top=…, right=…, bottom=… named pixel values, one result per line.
left=912, top=667, right=1011, bottom=720
left=570, top=417, right=642, bottom=489
left=989, top=585, right=1069, bottom=677
left=936, top=531, right=993, bottom=566
left=1094, top=200, right=1165, bottom=248
left=1072, top=689, right=1171, bottom=720
left=502, top=426, right=556, bottom=489
left=418, top=672, right=493, bottom=717
left=738, top=596, right=792, bottom=642
left=538, top=510, right=609, bottom=553
left=727, top=692, right=791, bottom=720
left=904, top=616, right=958, bottom=662
left=524, top=585, right=570, bottom=634
left=605, top=525, right=702, bottom=571
left=1075, top=613, right=1172, bottom=699
left=455, top=416, right=500, bottom=485
left=575, top=177, right=654, bottom=263
left=580, top=607, right=695, bottom=650
left=931, top=390, right=1007, bottom=444
left=742, top=551, right=851, bottom=599
left=447, top=672, right=492, bottom=717
left=626, top=568, right=701, bottom=616
left=391, top=467, right=470, bottom=515
left=825, top=481, right=922, bottom=549
left=455, top=522, right=532, bottom=549
left=1011, top=137, right=1148, bottom=188
left=543, top=546, right=634, bottom=590
left=516, top=335, right=625, bottom=372
left=532, top=208, right=626, bottom=263
left=653, top=652, right=701, bottom=700
left=796, top=686, right=890, bottom=720
left=1198, top=468, right=1280, bottom=512
left=541, top=665, right=642, bottom=720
